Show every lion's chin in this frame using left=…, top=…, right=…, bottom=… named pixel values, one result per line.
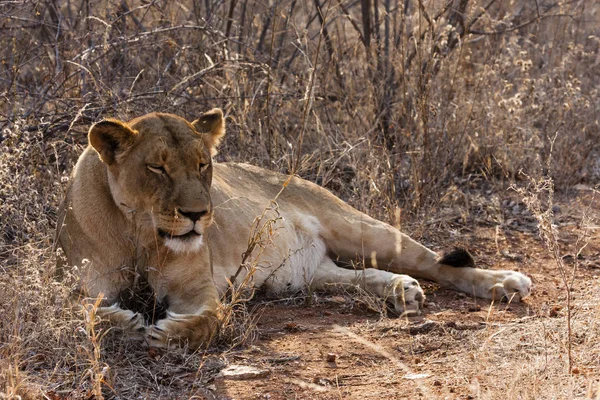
left=162, top=232, right=204, bottom=254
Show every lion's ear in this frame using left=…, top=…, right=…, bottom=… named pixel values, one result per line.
left=88, top=119, right=137, bottom=165
left=192, top=108, right=225, bottom=156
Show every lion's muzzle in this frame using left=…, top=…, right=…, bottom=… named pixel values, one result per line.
left=154, top=209, right=213, bottom=254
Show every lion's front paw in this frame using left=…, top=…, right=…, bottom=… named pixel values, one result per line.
left=146, top=310, right=219, bottom=349
left=96, top=304, right=146, bottom=333
left=388, top=275, right=425, bottom=316
left=488, top=271, right=532, bottom=302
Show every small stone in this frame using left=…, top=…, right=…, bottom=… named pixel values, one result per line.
left=549, top=305, right=562, bottom=317
left=217, top=365, right=270, bottom=380
left=326, top=353, right=337, bottom=362
left=573, top=184, right=591, bottom=191
left=404, top=373, right=430, bottom=380
left=285, top=322, right=300, bottom=332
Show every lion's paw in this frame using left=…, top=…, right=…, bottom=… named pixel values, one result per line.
left=488, top=271, right=532, bottom=302
left=146, top=310, right=219, bottom=349
left=388, top=275, right=425, bottom=316
left=97, top=304, right=146, bottom=332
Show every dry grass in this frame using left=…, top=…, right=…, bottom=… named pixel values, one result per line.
left=1, top=0, right=599, bottom=398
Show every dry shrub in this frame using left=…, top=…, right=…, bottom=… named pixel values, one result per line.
left=2, top=1, right=596, bottom=208
left=0, top=121, right=88, bottom=397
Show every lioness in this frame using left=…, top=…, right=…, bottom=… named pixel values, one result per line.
left=56, top=109, right=532, bottom=348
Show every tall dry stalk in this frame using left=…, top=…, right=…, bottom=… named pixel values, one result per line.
left=512, top=138, right=584, bottom=373
left=80, top=294, right=112, bottom=399
left=218, top=177, right=290, bottom=347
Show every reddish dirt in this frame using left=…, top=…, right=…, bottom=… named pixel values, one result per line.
left=211, top=288, right=540, bottom=399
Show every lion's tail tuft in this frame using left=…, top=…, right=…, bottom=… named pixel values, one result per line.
left=438, top=248, right=475, bottom=268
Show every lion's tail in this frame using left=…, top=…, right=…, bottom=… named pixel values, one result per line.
left=438, top=248, right=475, bottom=268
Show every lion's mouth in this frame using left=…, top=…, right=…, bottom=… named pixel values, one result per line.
left=157, top=229, right=201, bottom=241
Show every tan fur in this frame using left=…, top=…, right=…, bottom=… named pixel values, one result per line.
left=56, top=109, right=532, bottom=349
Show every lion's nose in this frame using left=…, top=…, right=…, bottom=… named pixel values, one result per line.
left=415, top=291, right=424, bottom=304
left=177, top=209, right=208, bottom=222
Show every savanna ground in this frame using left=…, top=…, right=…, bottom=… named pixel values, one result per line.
left=1, top=0, right=599, bottom=398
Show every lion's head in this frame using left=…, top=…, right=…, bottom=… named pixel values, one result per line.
left=88, top=109, right=225, bottom=253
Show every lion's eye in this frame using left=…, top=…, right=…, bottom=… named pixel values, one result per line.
left=147, top=165, right=166, bottom=175
left=199, top=163, right=209, bottom=172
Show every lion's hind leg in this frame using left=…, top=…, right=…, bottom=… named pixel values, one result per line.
left=312, top=258, right=425, bottom=315
left=433, top=249, right=533, bottom=302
